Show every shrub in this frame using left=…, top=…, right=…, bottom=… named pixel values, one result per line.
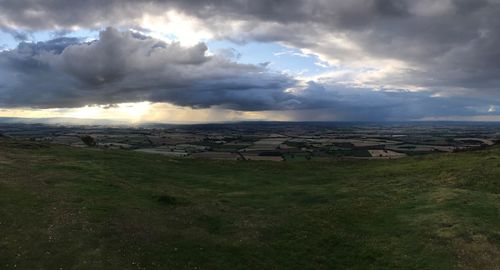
left=80, top=135, right=96, bottom=147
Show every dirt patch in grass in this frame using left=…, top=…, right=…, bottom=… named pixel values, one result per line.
left=454, top=234, right=500, bottom=270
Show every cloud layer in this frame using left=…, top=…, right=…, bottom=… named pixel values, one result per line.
left=0, top=27, right=299, bottom=110
left=1, top=1, right=500, bottom=120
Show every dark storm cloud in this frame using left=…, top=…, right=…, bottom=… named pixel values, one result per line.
left=293, top=86, right=500, bottom=121
left=0, top=27, right=297, bottom=110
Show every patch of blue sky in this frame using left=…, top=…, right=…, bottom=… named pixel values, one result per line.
left=61, top=29, right=99, bottom=40
left=0, top=30, right=18, bottom=50
left=31, top=29, right=100, bottom=42
left=207, top=40, right=331, bottom=77
left=0, top=28, right=100, bottom=50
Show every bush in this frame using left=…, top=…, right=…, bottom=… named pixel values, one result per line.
left=80, top=135, right=96, bottom=147
left=157, top=194, right=178, bottom=205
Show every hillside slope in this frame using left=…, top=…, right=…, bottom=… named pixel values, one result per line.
left=1, top=138, right=499, bottom=269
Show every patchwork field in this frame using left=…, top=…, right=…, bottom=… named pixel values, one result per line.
left=1, top=138, right=500, bottom=269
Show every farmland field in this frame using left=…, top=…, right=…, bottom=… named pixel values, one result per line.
left=1, top=138, right=500, bottom=269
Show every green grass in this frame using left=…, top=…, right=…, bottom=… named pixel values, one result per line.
left=1, top=138, right=499, bottom=269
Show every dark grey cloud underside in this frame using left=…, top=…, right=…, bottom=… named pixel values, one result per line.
left=0, top=28, right=298, bottom=110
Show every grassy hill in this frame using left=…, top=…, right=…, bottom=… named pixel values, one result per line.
left=1, top=138, right=499, bottom=269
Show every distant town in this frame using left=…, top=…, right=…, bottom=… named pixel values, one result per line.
left=1, top=121, right=500, bottom=161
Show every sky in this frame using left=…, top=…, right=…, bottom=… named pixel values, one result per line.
left=1, top=0, right=500, bottom=123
